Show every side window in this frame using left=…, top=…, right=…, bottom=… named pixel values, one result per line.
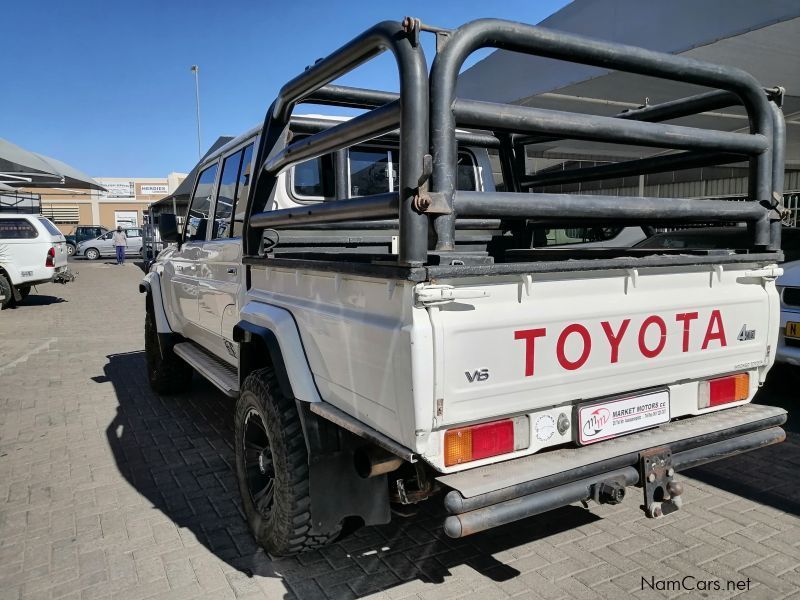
left=231, top=144, right=254, bottom=237
left=38, top=218, right=62, bottom=236
left=127, top=228, right=142, bottom=238
left=0, top=218, right=38, bottom=239
left=186, top=163, right=218, bottom=241
left=213, top=149, right=243, bottom=239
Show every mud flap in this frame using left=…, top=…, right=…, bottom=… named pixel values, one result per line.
left=309, top=451, right=391, bottom=533
left=296, top=401, right=391, bottom=534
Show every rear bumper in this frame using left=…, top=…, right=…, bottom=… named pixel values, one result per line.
left=439, top=404, right=786, bottom=538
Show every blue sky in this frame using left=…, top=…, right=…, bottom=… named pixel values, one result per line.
left=2, top=0, right=570, bottom=177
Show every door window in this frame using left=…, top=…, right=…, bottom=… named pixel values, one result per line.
left=213, top=150, right=243, bottom=239
left=231, top=144, right=254, bottom=237
left=186, top=163, right=218, bottom=241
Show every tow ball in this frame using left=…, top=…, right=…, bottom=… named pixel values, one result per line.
left=639, top=447, right=684, bottom=518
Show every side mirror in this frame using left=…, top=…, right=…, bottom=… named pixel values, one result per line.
left=159, top=213, right=181, bottom=243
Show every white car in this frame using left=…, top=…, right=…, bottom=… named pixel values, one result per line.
left=0, top=214, right=69, bottom=308
left=776, top=260, right=800, bottom=365
left=76, top=227, right=144, bottom=260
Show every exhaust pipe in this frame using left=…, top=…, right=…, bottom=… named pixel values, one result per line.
left=354, top=447, right=404, bottom=478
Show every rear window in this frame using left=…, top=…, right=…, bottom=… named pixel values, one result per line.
left=290, top=147, right=479, bottom=200
left=38, top=218, right=62, bottom=236
left=0, top=218, right=38, bottom=239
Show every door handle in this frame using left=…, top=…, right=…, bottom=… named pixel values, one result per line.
left=227, top=267, right=238, bottom=275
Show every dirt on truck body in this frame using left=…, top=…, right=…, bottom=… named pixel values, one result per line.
left=141, top=16, right=788, bottom=555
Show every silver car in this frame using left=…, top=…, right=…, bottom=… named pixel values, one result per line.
left=77, top=227, right=144, bottom=260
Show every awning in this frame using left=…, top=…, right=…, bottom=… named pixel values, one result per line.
left=0, top=138, right=106, bottom=191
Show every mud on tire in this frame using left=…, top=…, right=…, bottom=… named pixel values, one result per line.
left=144, top=306, right=192, bottom=394
left=234, top=367, right=341, bottom=556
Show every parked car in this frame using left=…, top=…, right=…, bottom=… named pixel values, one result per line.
left=76, top=227, right=144, bottom=260
left=0, top=214, right=70, bottom=308
left=65, top=225, right=108, bottom=256
left=776, top=260, right=800, bottom=366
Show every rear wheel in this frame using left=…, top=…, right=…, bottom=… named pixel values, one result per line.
left=234, top=368, right=341, bottom=556
left=85, top=248, right=100, bottom=260
left=0, top=274, right=13, bottom=309
left=144, top=307, right=192, bottom=394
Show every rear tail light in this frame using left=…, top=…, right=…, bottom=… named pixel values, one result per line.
left=444, top=417, right=529, bottom=467
left=698, top=373, right=749, bottom=409
left=45, top=246, right=56, bottom=267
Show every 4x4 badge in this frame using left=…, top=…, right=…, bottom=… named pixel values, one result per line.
left=737, top=324, right=755, bottom=341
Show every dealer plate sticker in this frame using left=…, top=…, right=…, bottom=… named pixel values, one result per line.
left=578, top=390, right=670, bottom=445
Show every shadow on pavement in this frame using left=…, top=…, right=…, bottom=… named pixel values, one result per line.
left=9, top=294, right=67, bottom=307
left=101, top=350, right=601, bottom=597
left=684, top=365, right=800, bottom=517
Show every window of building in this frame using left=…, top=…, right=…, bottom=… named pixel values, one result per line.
left=186, top=163, right=218, bottom=241
left=0, top=218, right=38, bottom=239
left=213, top=150, right=243, bottom=239
left=41, top=204, right=79, bottom=225
left=231, top=144, right=254, bottom=237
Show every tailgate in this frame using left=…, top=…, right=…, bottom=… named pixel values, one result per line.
left=427, top=264, right=779, bottom=426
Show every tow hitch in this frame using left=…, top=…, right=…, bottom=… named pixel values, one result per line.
left=54, top=268, right=76, bottom=284
left=639, top=447, right=683, bottom=518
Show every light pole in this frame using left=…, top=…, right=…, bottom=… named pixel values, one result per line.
left=190, top=65, right=201, bottom=159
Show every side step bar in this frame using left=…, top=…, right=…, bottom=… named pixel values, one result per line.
left=173, top=342, right=239, bottom=397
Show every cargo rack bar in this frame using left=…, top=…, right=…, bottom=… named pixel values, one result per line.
left=245, top=17, right=784, bottom=268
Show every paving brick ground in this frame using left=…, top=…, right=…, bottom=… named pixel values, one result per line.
left=1, top=259, right=799, bottom=600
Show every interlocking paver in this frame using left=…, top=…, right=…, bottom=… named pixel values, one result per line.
left=1, top=259, right=799, bottom=599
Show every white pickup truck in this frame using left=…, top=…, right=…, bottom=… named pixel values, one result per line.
left=141, top=18, right=788, bottom=555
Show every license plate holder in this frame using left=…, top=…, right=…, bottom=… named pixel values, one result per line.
left=578, top=390, right=670, bottom=445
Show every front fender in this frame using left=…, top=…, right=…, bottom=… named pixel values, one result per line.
left=139, top=271, right=172, bottom=334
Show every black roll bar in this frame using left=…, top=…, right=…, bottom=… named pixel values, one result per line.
left=455, top=191, right=770, bottom=223
left=246, top=20, right=429, bottom=264
left=429, top=18, right=774, bottom=252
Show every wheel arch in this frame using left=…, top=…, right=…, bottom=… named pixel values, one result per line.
left=233, top=308, right=391, bottom=532
left=233, top=302, right=321, bottom=404
left=139, top=272, right=172, bottom=335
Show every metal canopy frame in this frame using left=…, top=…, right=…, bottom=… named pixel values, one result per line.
left=245, top=17, right=786, bottom=271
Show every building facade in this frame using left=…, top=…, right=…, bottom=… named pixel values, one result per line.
left=25, top=172, right=187, bottom=233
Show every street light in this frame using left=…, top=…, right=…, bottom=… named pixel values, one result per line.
left=190, top=65, right=201, bottom=159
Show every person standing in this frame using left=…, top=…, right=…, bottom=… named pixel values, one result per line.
left=112, top=226, right=127, bottom=265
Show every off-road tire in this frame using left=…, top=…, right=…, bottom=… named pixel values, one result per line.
left=144, top=307, right=192, bottom=394
left=234, top=368, right=341, bottom=556
left=0, top=274, right=13, bottom=309
left=85, top=248, right=100, bottom=260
